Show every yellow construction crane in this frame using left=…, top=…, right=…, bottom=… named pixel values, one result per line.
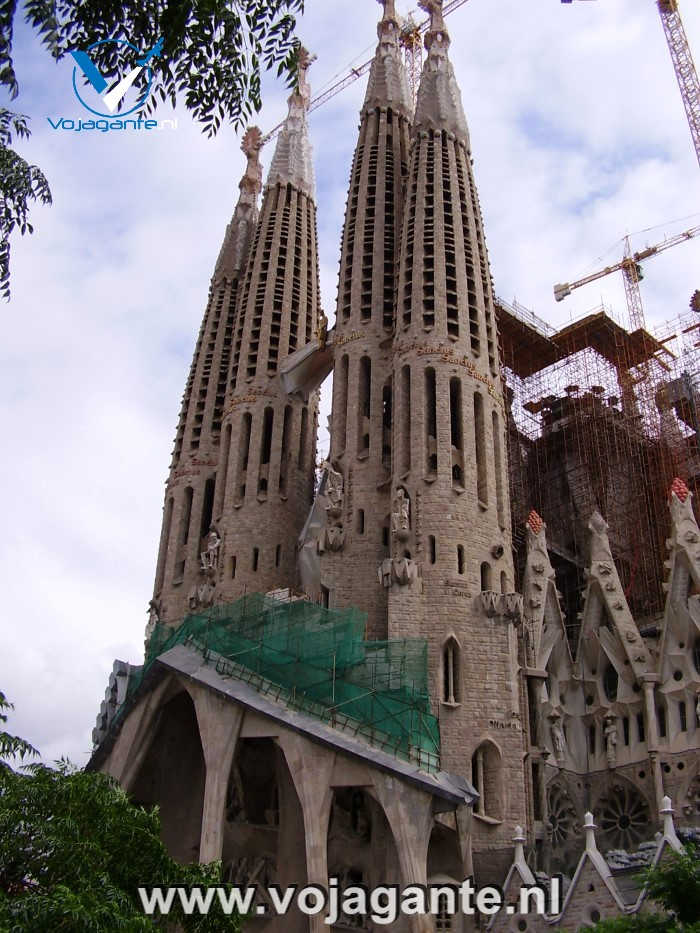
left=657, top=0, right=700, bottom=168
left=553, top=224, right=700, bottom=329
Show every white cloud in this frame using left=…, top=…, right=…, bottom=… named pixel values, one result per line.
left=2, top=0, right=699, bottom=763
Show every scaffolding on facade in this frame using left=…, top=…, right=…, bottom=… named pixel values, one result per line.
left=123, top=593, right=441, bottom=772
left=497, top=296, right=700, bottom=645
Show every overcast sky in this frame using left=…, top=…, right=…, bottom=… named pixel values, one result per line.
left=2, top=0, right=700, bottom=765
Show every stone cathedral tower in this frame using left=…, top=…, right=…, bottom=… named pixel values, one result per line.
left=383, top=0, right=526, bottom=876
left=321, top=0, right=413, bottom=639
left=152, top=53, right=322, bottom=626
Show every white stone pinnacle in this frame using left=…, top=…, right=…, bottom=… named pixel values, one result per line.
left=364, top=0, right=412, bottom=114
left=266, top=47, right=316, bottom=201
left=414, top=0, right=470, bottom=145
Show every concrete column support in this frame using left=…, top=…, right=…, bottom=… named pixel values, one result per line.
left=276, top=733, right=334, bottom=933
left=370, top=776, right=435, bottom=933
left=188, top=683, right=244, bottom=863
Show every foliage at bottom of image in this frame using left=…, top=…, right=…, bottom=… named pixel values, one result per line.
left=585, top=842, right=700, bottom=933
left=0, top=693, right=239, bottom=931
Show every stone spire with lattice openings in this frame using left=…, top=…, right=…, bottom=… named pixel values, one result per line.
left=152, top=128, right=263, bottom=626
left=212, top=48, right=322, bottom=602
left=320, top=1, right=413, bottom=638
left=386, top=0, right=526, bottom=878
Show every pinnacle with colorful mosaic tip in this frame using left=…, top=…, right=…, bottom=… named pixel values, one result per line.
left=266, top=47, right=316, bottom=201
left=363, top=0, right=413, bottom=114
left=414, top=0, right=469, bottom=146
left=213, top=126, right=263, bottom=284
left=527, top=509, right=544, bottom=535
left=671, top=476, right=690, bottom=503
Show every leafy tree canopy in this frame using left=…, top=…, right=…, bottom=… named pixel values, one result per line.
left=0, top=0, right=305, bottom=298
left=0, top=694, right=240, bottom=931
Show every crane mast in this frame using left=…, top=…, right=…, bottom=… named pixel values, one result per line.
left=657, top=0, right=700, bottom=168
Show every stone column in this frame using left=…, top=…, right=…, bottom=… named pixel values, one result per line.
left=641, top=673, right=664, bottom=815
left=189, top=685, right=244, bottom=863
left=371, top=776, right=435, bottom=933
left=277, top=733, right=334, bottom=933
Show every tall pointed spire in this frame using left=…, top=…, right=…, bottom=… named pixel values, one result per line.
left=414, top=0, right=470, bottom=144
left=319, top=1, right=414, bottom=638
left=363, top=0, right=412, bottom=114
left=213, top=126, right=263, bottom=284
left=267, top=47, right=316, bottom=199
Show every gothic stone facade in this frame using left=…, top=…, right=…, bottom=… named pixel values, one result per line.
left=91, top=0, right=700, bottom=928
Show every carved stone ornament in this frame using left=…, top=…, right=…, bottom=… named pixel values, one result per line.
left=598, top=562, right=613, bottom=576
left=532, top=563, right=545, bottom=575
left=392, top=556, right=419, bottom=586
left=480, top=591, right=500, bottom=618
left=325, top=525, right=345, bottom=552
left=503, top=592, right=524, bottom=622
left=188, top=581, right=215, bottom=610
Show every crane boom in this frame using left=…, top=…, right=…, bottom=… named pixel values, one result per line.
left=657, top=0, right=700, bottom=168
left=553, top=224, right=700, bottom=304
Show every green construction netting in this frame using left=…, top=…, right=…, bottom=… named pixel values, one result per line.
left=123, top=593, right=440, bottom=772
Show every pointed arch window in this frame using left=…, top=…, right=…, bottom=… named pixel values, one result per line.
left=471, top=741, right=503, bottom=820
left=442, top=637, right=461, bottom=705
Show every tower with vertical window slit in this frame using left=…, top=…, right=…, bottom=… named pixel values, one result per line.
left=152, top=53, right=322, bottom=622
left=319, top=0, right=413, bottom=638
left=384, top=0, right=527, bottom=878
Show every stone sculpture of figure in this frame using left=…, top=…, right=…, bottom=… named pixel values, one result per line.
left=604, top=716, right=618, bottom=769
left=145, top=599, right=160, bottom=644
left=378, top=558, right=393, bottom=589
left=695, top=689, right=700, bottom=727
left=201, top=528, right=222, bottom=572
left=524, top=618, right=537, bottom=668
left=322, top=461, right=344, bottom=517
left=550, top=712, right=566, bottom=762
left=317, top=310, right=328, bottom=348
left=391, top=487, right=410, bottom=540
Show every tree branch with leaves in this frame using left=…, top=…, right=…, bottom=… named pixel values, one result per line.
left=0, top=0, right=305, bottom=298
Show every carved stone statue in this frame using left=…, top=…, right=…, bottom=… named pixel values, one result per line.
left=549, top=712, right=566, bottom=763
left=200, top=528, right=221, bottom=572
left=322, top=461, right=344, bottom=518
left=524, top=618, right=537, bottom=668
left=146, top=599, right=160, bottom=638
left=325, top=525, right=345, bottom=552
left=391, top=487, right=410, bottom=540
left=604, top=715, right=618, bottom=769
left=378, top=558, right=393, bottom=589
